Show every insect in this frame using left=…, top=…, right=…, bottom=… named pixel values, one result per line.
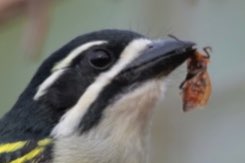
left=180, top=47, right=212, bottom=112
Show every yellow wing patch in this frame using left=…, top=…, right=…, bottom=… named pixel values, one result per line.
left=0, top=138, right=52, bottom=163
left=10, top=147, right=44, bottom=163
left=0, top=141, right=27, bottom=153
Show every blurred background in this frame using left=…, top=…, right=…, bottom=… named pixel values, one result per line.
left=0, top=0, right=244, bottom=163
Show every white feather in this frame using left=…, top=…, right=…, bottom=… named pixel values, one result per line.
left=53, top=80, right=167, bottom=163
left=52, top=41, right=107, bottom=71
left=34, top=69, right=65, bottom=100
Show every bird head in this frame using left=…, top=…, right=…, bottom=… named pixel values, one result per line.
left=1, top=29, right=195, bottom=142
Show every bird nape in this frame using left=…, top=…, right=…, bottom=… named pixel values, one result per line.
left=0, top=29, right=195, bottom=163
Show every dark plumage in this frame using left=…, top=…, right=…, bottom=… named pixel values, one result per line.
left=0, top=30, right=143, bottom=142
left=0, top=29, right=195, bottom=163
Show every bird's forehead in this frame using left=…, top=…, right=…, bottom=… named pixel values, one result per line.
left=78, top=29, right=145, bottom=42
left=52, top=29, right=146, bottom=71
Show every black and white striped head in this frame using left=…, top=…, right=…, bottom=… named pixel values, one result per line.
left=1, top=29, right=195, bottom=140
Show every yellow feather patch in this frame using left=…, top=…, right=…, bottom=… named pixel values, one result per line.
left=10, top=147, right=44, bottom=163
left=38, top=138, right=52, bottom=146
left=0, top=138, right=52, bottom=163
left=0, top=141, right=27, bottom=153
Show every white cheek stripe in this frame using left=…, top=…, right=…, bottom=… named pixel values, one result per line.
left=51, top=38, right=152, bottom=138
left=33, top=41, right=106, bottom=100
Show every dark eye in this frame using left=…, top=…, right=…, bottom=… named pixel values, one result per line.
left=88, top=49, right=113, bottom=70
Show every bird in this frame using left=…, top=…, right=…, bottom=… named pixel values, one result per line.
left=0, top=29, right=195, bottom=163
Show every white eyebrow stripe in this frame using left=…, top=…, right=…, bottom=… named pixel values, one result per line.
left=34, top=40, right=106, bottom=101
left=34, top=69, right=66, bottom=100
left=52, top=41, right=107, bottom=72
left=51, top=38, right=152, bottom=138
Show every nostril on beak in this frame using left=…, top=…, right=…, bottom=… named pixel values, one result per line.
left=147, top=44, right=154, bottom=49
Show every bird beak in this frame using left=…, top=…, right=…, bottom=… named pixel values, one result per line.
left=124, top=39, right=196, bottom=78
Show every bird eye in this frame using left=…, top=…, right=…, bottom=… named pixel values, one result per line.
left=88, top=49, right=113, bottom=70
